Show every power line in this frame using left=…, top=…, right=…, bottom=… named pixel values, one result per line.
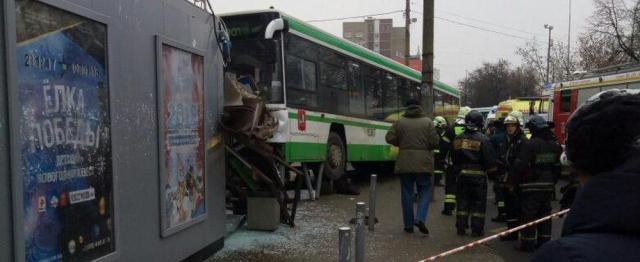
left=411, top=1, right=546, bottom=38
left=437, top=10, right=546, bottom=38
left=411, top=10, right=533, bottom=41
left=437, top=16, right=532, bottom=40
left=304, top=8, right=537, bottom=41
left=306, top=10, right=404, bottom=22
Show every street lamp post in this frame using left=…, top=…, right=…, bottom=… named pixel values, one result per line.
left=544, top=24, right=554, bottom=85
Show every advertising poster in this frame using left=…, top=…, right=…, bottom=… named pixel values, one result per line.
left=159, top=43, right=206, bottom=235
left=15, top=1, right=114, bottom=261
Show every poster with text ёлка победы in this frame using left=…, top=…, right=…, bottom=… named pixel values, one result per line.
left=16, top=0, right=114, bottom=261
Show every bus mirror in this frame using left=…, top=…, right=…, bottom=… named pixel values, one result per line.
left=265, top=18, right=286, bottom=39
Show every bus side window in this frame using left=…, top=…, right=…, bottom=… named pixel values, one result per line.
left=447, top=93, right=460, bottom=123
left=319, top=60, right=348, bottom=114
left=285, top=55, right=318, bottom=108
left=382, top=73, right=398, bottom=118
left=398, top=80, right=421, bottom=110
left=365, top=67, right=384, bottom=121
left=396, top=79, right=407, bottom=109
left=348, top=62, right=365, bottom=116
left=561, top=89, right=572, bottom=113
left=443, top=93, right=452, bottom=119
left=285, top=35, right=319, bottom=109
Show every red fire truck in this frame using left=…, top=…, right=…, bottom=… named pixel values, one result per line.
left=551, top=63, right=640, bottom=144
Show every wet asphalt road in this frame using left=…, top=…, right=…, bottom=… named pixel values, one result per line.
left=209, top=174, right=565, bottom=262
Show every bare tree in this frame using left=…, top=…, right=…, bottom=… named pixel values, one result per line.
left=579, top=0, right=640, bottom=70
left=460, top=60, right=539, bottom=107
left=578, top=33, right=629, bottom=69
left=516, top=40, right=547, bottom=86
left=517, top=39, right=579, bottom=86
left=550, top=40, right=579, bottom=82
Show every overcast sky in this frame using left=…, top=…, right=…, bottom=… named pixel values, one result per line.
left=213, top=0, right=595, bottom=88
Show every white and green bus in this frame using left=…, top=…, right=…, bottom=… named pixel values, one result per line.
left=221, top=10, right=460, bottom=180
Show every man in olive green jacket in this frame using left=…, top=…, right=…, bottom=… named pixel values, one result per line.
left=385, top=99, right=440, bottom=234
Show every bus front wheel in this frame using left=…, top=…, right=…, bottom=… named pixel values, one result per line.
left=324, top=132, right=346, bottom=181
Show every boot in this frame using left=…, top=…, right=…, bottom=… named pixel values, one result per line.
left=414, top=221, right=430, bottom=235
left=441, top=203, right=455, bottom=216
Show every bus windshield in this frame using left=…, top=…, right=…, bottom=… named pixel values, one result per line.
left=224, top=13, right=284, bottom=104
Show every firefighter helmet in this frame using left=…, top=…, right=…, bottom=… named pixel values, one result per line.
left=457, top=106, right=472, bottom=120
left=433, top=116, right=448, bottom=128
left=509, top=111, right=525, bottom=127
left=526, top=115, right=549, bottom=130
left=465, top=110, right=484, bottom=130
left=504, top=115, right=519, bottom=125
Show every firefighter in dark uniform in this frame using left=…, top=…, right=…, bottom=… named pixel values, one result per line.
left=451, top=110, right=497, bottom=237
left=489, top=117, right=507, bottom=222
left=433, top=116, right=449, bottom=187
left=498, top=115, right=528, bottom=240
left=442, top=106, right=471, bottom=216
left=510, top=115, right=561, bottom=252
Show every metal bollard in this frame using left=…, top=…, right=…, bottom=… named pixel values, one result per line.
left=302, top=164, right=316, bottom=200
left=368, top=174, right=377, bottom=232
left=355, top=202, right=366, bottom=262
left=338, top=227, right=352, bottom=262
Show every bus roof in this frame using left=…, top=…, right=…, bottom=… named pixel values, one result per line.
left=221, top=9, right=460, bottom=97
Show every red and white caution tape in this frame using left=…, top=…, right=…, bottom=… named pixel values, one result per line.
left=419, top=208, right=570, bottom=261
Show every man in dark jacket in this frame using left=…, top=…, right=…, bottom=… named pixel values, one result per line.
left=385, top=99, right=439, bottom=234
left=451, top=110, right=497, bottom=237
left=533, top=89, right=640, bottom=261
left=510, top=115, right=561, bottom=252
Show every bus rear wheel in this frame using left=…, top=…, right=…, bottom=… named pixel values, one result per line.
left=324, top=132, right=346, bottom=181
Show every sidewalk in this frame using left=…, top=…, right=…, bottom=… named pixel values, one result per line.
left=209, top=175, right=565, bottom=261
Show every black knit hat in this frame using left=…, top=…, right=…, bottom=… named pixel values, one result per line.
left=565, top=89, right=640, bottom=174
